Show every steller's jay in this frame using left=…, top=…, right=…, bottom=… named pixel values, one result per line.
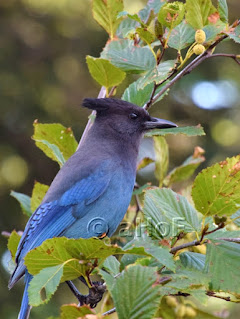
left=8, top=98, right=177, bottom=319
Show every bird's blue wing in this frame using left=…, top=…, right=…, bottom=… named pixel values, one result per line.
left=12, top=160, right=113, bottom=285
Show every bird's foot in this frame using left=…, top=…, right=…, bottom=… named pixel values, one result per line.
left=85, top=281, right=106, bottom=308
left=67, top=280, right=106, bottom=308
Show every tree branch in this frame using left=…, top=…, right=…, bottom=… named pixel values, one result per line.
left=143, top=32, right=232, bottom=110
left=102, top=307, right=116, bottom=317
left=207, top=53, right=240, bottom=65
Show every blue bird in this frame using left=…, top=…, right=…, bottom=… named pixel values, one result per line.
left=8, top=98, right=177, bottom=319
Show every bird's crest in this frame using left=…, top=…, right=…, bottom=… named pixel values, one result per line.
left=82, top=98, right=138, bottom=113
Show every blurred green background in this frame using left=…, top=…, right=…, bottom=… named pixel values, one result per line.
left=0, top=0, right=240, bottom=318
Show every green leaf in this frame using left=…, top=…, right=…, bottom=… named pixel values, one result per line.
left=86, top=56, right=126, bottom=89
left=60, top=305, right=95, bottom=319
left=110, top=265, right=160, bottom=319
left=101, top=255, right=120, bottom=275
left=228, top=25, right=240, bottom=44
left=231, top=210, right=240, bottom=226
left=153, top=136, right=169, bottom=187
left=145, top=125, right=205, bottom=137
left=98, top=269, right=116, bottom=291
left=161, top=266, right=210, bottom=296
left=33, top=122, right=78, bottom=166
left=118, top=11, right=144, bottom=26
left=218, top=0, right=228, bottom=23
left=164, top=147, right=205, bottom=186
left=122, top=81, right=169, bottom=107
left=204, top=240, right=240, bottom=293
left=143, top=188, right=200, bottom=239
left=28, top=264, right=63, bottom=306
left=10, top=191, right=32, bottom=217
left=203, top=22, right=226, bottom=42
left=139, top=0, right=166, bottom=22
left=127, top=237, right=176, bottom=271
left=132, top=183, right=151, bottom=196
left=31, top=182, right=49, bottom=212
left=136, top=27, right=155, bottom=44
left=92, top=0, right=124, bottom=39
left=25, top=237, right=150, bottom=281
left=137, top=157, right=154, bottom=171
left=7, top=230, right=21, bottom=261
left=192, top=155, right=240, bottom=217
left=116, top=17, right=139, bottom=38
left=185, top=0, right=217, bottom=29
left=205, top=229, right=240, bottom=239
left=136, top=60, right=176, bottom=89
left=158, top=2, right=185, bottom=29
left=101, top=39, right=156, bottom=73
left=168, top=22, right=195, bottom=50
left=180, top=252, right=205, bottom=271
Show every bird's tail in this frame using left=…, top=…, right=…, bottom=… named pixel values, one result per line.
left=18, top=272, right=32, bottom=319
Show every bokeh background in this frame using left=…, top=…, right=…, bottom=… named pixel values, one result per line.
left=0, top=0, right=240, bottom=318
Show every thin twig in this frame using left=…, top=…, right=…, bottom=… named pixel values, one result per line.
left=143, top=33, right=230, bottom=110
left=102, top=307, right=116, bottom=316
left=207, top=53, right=240, bottom=65
left=170, top=239, right=204, bottom=253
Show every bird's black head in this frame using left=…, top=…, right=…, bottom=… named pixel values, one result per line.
left=82, top=98, right=177, bottom=137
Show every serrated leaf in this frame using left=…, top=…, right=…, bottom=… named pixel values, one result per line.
left=110, top=265, right=160, bottom=319
left=86, top=56, right=126, bottom=89
left=29, top=264, right=63, bottom=306
left=186, top=0, right=217, bottom=29
left=143, top=188, right=200, bottom=239
left=218, top=0, right=228, bottom=23
left=31, top=182, right=49, bottom=212
left=127, top=237, right=176, bottom=271
left=160, top=266, right=209, bottom=296
left=158, top=2, right=185, bottom=29
left=10, top=191, right=32, bottom=217
left=116, top=17, right=139, bottom=38
left=137, top=60, right=176, bottom=89
left=60, top=304, right=95, bottom=319
left=139, top=0, right=166, bottom=22
left=145, top=125, right=205, bottom=137
left=180, top=252, right=205, bottom=271
left=204, top=240, right=240, bottom=293
left=92, top=0, right=124, bottom=39
left=7, top=230, right=21, bottom=261
left=33, top=123, right=78, bottom=167
left=25, top=237, right=150, bottom=281
left=122, top=81, right=169, bottom=107
left=168, top=21, right=195, bottom=50
left=101, top=39, right=156, bottom=73
left=153, top=136, right=169, bottom=187
left=228, top=25, right=240, bottom=44
left=118, top=11, right=144, bottom=26
left=192, top=155, right=240, bottom=217
left=98, top=269, right=116, bottom=291
left=101, top=255, right=120, bottom=275
left=164, top=147, right=205, bottom=186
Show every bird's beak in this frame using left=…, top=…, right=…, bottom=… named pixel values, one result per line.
left=144, top=117, right=178, bottom=130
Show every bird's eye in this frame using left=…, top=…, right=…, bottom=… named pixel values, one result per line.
left=129, top=113, right=138, bottom=120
